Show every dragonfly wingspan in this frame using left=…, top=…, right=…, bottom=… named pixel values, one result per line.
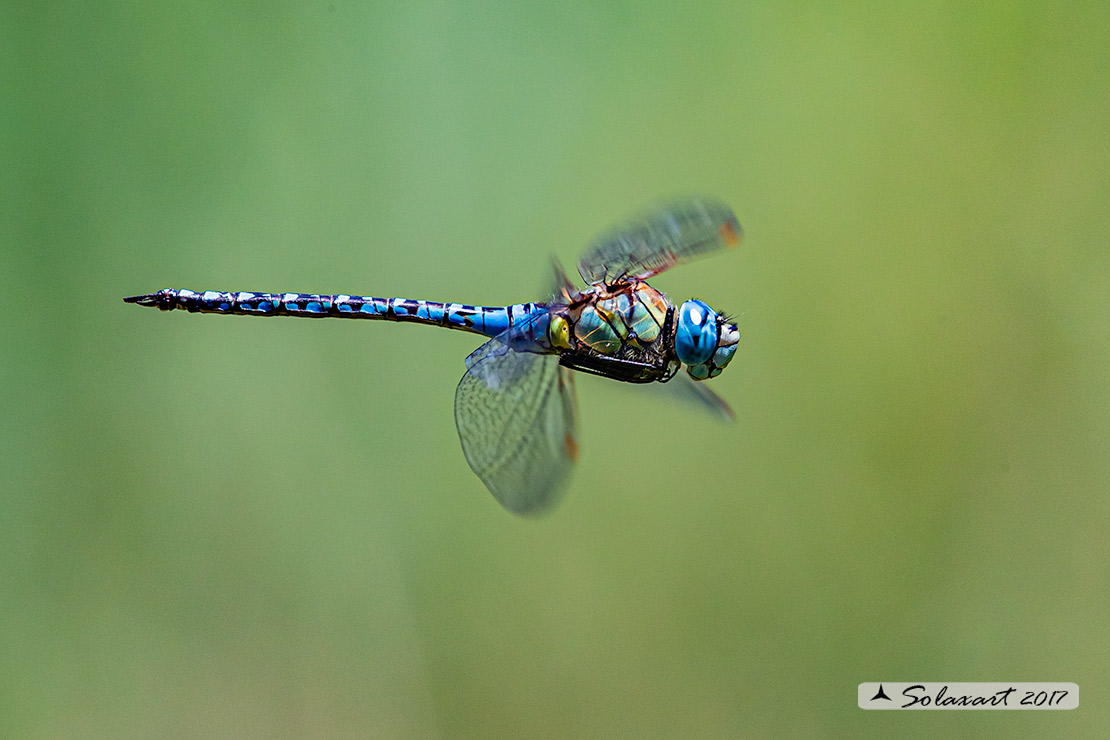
left=454, top=334, right=579, bottom=515
left=578, top=198, right=742, bottom=285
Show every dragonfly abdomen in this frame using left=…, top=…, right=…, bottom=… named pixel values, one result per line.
left=123, top=288, right=545, bottom=340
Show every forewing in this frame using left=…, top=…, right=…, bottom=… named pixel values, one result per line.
left=455, top=337, right=579, bottom=515
left=578, top=198, right=742, bottom=285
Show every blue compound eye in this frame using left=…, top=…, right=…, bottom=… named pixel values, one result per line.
left=675, top=299, right=719, bottom=366
left=685, top=320, right=739, bottom=381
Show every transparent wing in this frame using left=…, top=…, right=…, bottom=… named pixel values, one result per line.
left=454, top=335, right=579, bottom=515
left=602, top=372, right=734, bottom=424
left=668, top=373, right=734, bottom=423
left=578, top=198, right=742, bottom=285
left=549, top=257, right=578, bottom=303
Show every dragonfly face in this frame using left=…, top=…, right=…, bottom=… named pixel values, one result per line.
left=675, top=299, right=739, bottom=380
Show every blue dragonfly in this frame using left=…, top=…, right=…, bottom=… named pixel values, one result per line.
left=125, top=199, right=742, bottom=515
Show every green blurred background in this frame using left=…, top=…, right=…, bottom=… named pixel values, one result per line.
left=3, top=1, right=1108, bottom=737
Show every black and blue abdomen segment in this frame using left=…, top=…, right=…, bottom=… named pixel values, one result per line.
left=124, top=288, right=543, bottom=340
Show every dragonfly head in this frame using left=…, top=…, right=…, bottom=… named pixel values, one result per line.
left=675, top=299, right=739, bottom=380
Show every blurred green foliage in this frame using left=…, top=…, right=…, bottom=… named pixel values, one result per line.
left=3, top=1, right=1108, bottom=737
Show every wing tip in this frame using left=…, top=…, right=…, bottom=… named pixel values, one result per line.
left=719, top=218, right=742, bottom=247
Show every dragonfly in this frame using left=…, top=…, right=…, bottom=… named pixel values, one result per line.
left=125, top=198, right=743, bottom=515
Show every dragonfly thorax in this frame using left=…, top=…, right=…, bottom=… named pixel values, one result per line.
left=568, top=280, right=670, bottom=355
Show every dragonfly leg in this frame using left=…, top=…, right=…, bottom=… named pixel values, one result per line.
left=558, top=352, right=670, bottom=384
